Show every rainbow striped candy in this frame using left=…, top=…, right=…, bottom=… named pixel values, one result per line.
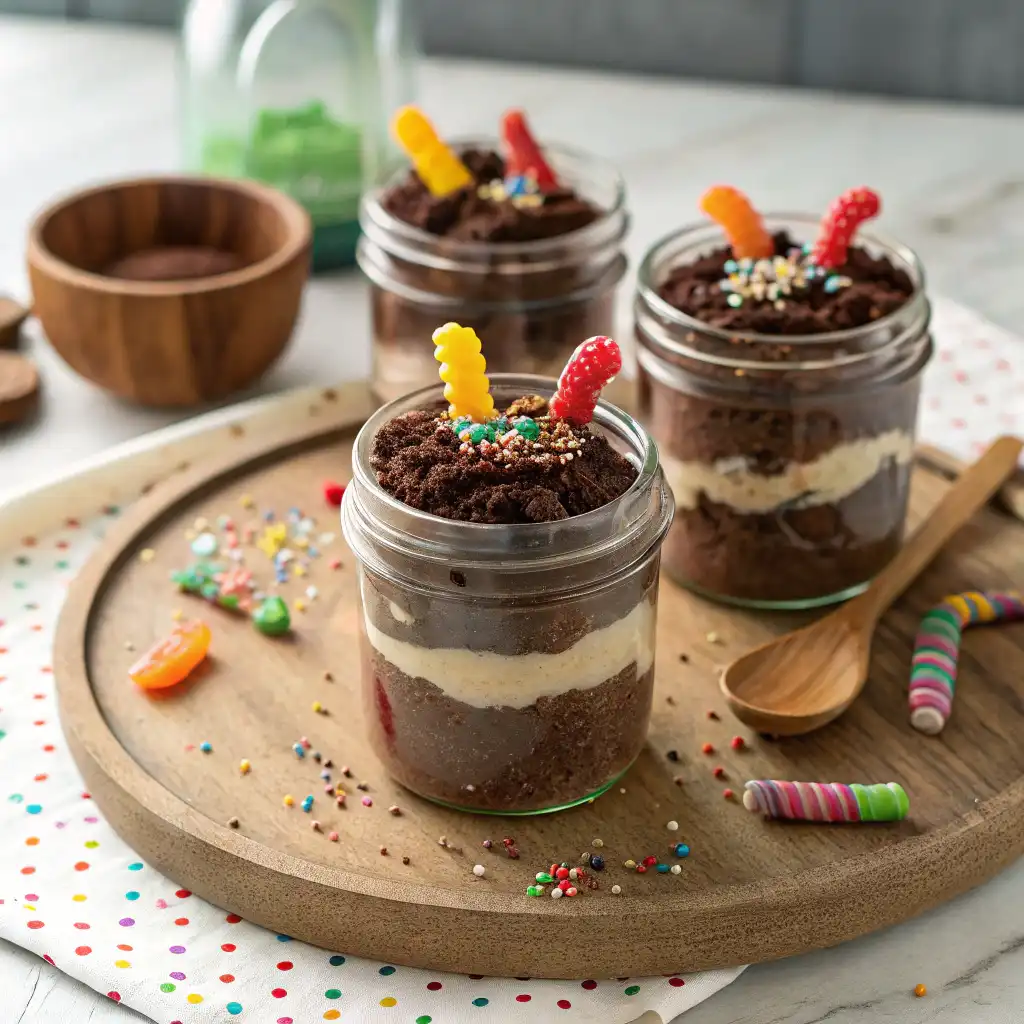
left=742, top=780, right=909, bottom=823
left=909, top=590, right=1024, bottom=735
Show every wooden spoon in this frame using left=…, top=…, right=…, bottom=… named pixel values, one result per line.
left=720, top=435, right=1023, bottom=736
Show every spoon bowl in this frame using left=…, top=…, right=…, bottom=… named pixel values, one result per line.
left=720, top=436, right=1023, bottom=736
left=720, top=610, right=870, bottom=735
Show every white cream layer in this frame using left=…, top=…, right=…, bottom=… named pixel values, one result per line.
left=663, top=430, right=913, bottom=514
left=364, top=598, right=656, bottom=710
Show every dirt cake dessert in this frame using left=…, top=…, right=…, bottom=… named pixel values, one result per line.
left=341, top=327, right=673, bottom=813
left=634, top=186, right=932, bottom=607
left=357, top=107, right=628, bottom=402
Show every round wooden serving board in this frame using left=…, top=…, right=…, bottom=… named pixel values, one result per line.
left=55, top=387, right=1024, bottom=979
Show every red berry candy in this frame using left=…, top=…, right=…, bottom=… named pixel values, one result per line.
left=558, top=879, right=571, bottom=891
left=500, top=110, right=558, bottom=191
left=555, top=867, right=569, bottom=880
left=643, top=855, right=658, bottom=867
left=548, top=337, right=622, bottom=425
left=810, top=187, right=881, bottom=269
left=730, top=736, right=745, bottom=751
left=549, top=863, right=559, bottom=876
left=723, top=788, right=735, bottom=800
left=636, top=864, right=647, bottom=873
left=323, top=481, right=346, bottom=507
left=701, top=742, right=714, bottom=755
left=713, top=766, right=726, bottom=779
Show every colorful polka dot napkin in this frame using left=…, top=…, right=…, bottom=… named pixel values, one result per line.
left=0, top=295, right=1021, bottom=1024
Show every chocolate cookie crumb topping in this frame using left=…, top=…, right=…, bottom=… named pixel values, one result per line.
left=370, top=397, right=637, bottom=523
left=658, top=232, right=913, bottom=335
left=382, top=149, right=600, bottom=243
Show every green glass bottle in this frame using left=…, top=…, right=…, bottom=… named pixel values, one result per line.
left=180, top=0, right=417, bottom=271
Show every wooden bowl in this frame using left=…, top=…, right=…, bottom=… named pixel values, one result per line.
left=27, top=176, right=311, bottom=407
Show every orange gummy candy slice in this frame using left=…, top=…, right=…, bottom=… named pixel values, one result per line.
left=129, top=620, right=211, bottom=690
left=699, top=185, right=774, bottom=260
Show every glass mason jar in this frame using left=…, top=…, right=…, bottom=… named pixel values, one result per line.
left=634, top=215, right=932, bottom=610
left=357, top=141, right=629, bottom=403
left=341, top=374, right=673, bottom=814
left=180, top=0, right=417, bottom=272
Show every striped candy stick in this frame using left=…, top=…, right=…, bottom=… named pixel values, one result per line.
left=909, top=590, right=1024, bottom=735
left=743, top=780, right=909, bottom=822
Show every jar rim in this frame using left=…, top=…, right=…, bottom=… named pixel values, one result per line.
left=359, top=137, right=627, bottom=261
left=352, top=373, right=658, bottom=537
left=343, top=373, right=672, bottom=586
left=635, top=213, right=929, bottom=353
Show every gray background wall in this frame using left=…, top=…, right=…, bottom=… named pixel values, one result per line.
left=3, top=0, right=1022, bottom=106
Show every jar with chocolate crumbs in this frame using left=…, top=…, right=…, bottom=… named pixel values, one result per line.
left=357, top=140, right=629, bottom=404
left=634, top=214, right=932, bottom=609
left=341, top=374, right=673, bottom=813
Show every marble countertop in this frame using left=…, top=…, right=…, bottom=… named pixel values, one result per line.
left=2, top=15, right=1022, bottom=1024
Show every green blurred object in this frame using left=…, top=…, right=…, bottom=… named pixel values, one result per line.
left=181, top=0, right=418, bottom=271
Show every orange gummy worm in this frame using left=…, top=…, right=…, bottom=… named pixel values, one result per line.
left=699, top=185, right=773, bottom=260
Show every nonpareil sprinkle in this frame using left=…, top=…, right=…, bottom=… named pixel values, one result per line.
left=282, top=795, right=294, bottom=807
left=328, top=831, right=339, bottom=842
left=666, top=820, right=679, bottom=832
left=472, top=864, right=486, bottom=877
left=730, top=735, right=746, bottom=750
left=723, top=788, right=735, bottom=800
left=674, top=843, right=690, bottom=858
left=701, top=742, right=714, bottom=755
left=713, top=766, right=727, bottom=779
left=591, top=837, right=604, bottom=848
left=482, top=839, right=493, bottom=849
left=914, top=984, right=927, bottom=998
left=611, top=885, right=622, bottom=895
left=388, top=805, right=402, bottom=816
left=199, top=742, right=212, bottom=753
left=239, top=759, right=251, bottom=775
left=361, top=796, right=372, bottom=807
left=301, top=795, right=314, bottom=812
left=227, top=816, right=239, bottom=829
left=670, top=864, right=682, bottom=875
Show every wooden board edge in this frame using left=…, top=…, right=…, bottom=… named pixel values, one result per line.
left=916, top=443, right=1024, bottom=521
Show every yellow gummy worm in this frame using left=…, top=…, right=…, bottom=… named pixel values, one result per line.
left=433, top=322, right=495, bottom=421
left=391, top=106, right=473, bottom=197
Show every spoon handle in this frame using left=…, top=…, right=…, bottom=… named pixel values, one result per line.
left=854, top=435, right=1023, bottom=624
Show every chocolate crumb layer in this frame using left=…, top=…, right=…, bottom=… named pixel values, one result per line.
left=370, top=397, right=637, bottom=523
left=364, top=646, right=653, bottom=813
left=382, top=149, right=600, bottom=243
left=658, top=232, right=914, bottom=335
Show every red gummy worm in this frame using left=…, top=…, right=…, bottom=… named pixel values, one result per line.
left=548, top=337, right=622, bottom=424
left=500, top=109, right=558, bottom=190
left=811, top=187, right=881, bottom=269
